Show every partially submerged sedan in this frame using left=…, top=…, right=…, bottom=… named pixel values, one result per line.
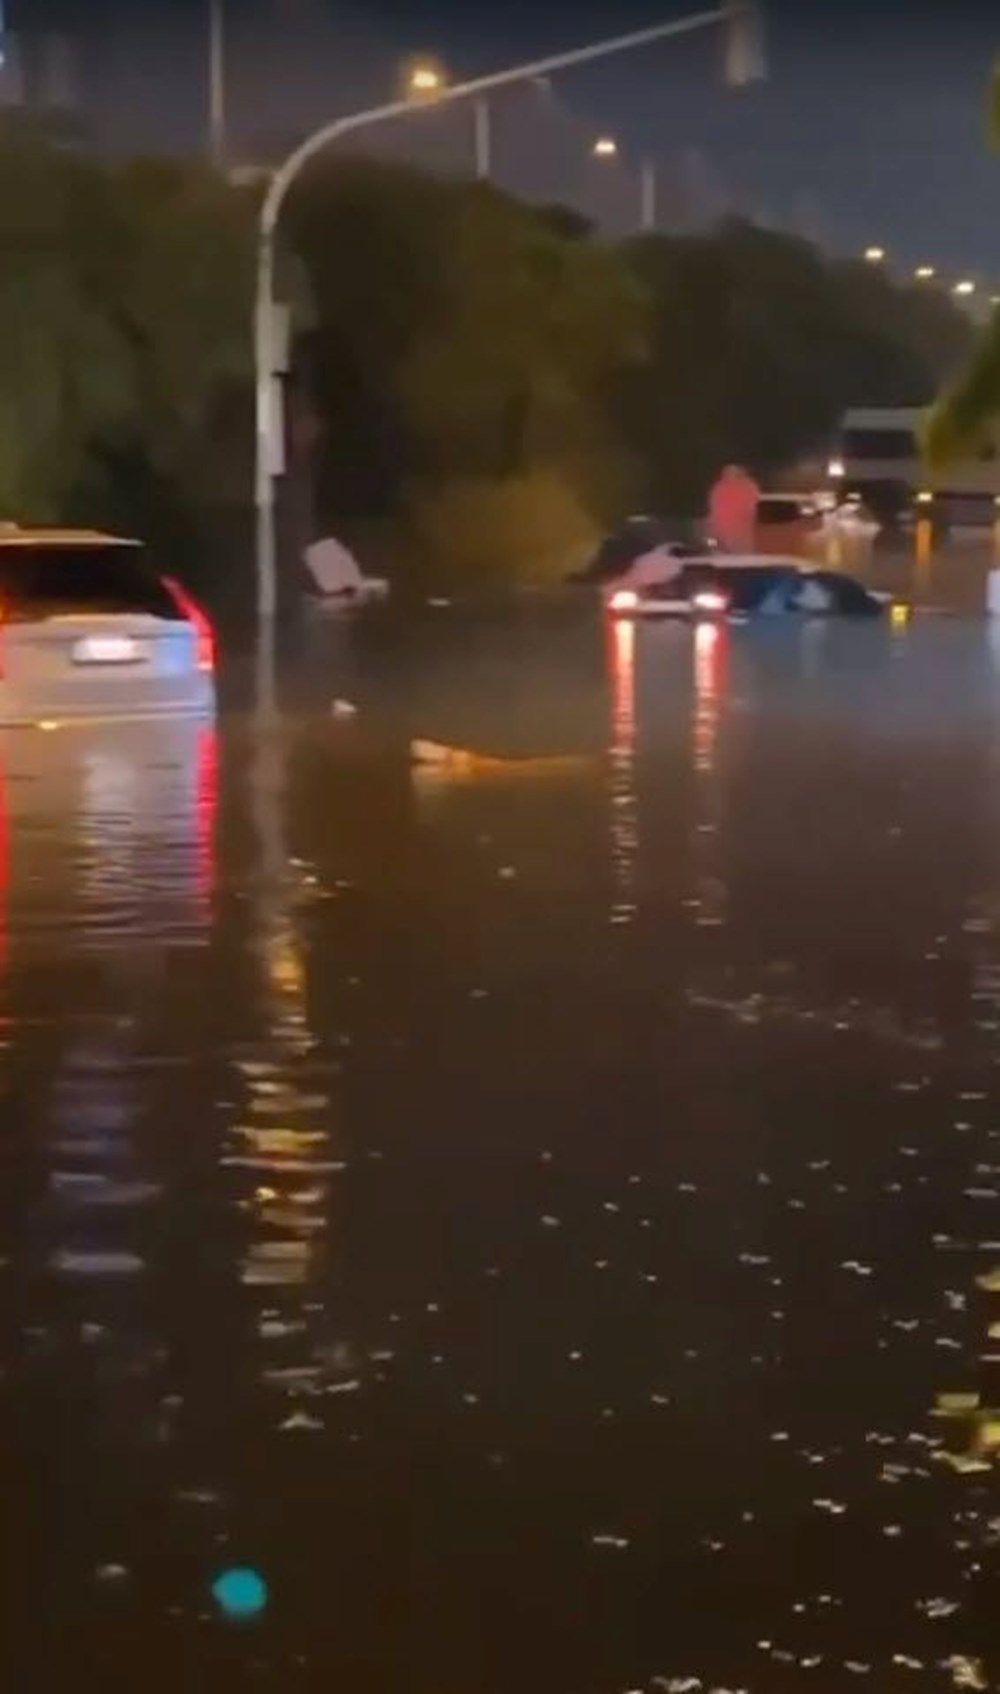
left=606, top=559, right=889, bottom=620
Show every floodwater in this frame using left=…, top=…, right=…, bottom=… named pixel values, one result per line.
left=4, top=541, right=1000, bottom=1690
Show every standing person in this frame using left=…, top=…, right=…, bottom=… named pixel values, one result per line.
left=707, top=464, right=760, bottom=552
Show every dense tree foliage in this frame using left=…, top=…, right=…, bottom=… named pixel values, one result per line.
left=619, top=221, right=970, bottom=513
left=0, top=121, right=253, bottom=543
left=924, top=63, right=1000, bottom=467
left=0, top=130, right=972, bottom=584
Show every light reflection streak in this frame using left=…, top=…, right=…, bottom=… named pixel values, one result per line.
left=230, top=666, right=352, bottom=1404
left=606, top=612, right=637, bottom=926
left=689, top=621, right=728, bottom=928
left=196, top=723, right=219, bottom=912
left=913, top=517, right=933, bottom=607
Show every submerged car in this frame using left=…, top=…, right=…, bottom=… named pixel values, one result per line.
left=0, top=527, right=215, bottom=724
left=606, top=559, right=889, bottom=620
left=569, top=517, right=710, bottom=585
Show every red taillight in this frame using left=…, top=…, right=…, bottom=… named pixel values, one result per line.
left=163, top=576, right=215, bottom=673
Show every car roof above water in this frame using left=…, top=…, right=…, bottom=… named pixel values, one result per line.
left=0, top=525, right=140, bottom=550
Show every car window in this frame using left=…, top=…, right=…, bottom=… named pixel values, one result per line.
left=0, top=546, right=182, bottom=621
left=799, top=570, right=878, bottom=615
left=714, top=566, right=798, bottom=612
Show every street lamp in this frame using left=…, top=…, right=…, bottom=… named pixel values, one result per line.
left=954, top=279, right=976, bottom=297
left=592, top=135, right=619, bottom=157
left=914, top=265, right=935, bottom=281
left=864, top=245, right=886, bottom=263
left=406, top=60, right=446, bottom=97
left=253, top=2, right=765, bottom=624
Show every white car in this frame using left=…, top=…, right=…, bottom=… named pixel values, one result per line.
left=0, top=527, right=215, bottom=725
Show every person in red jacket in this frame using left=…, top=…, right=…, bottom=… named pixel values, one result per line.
left=707, top=464, right=760, bottom=552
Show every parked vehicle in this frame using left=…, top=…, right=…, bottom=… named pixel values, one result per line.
left=830, top=406, right=1000, bottom=526
left=0, top=527, right=215, bottom=725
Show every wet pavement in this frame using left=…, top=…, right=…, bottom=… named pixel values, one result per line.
left=4, top=545, right=1000, bottom=1690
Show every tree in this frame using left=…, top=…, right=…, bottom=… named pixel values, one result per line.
left=618, top=220, right=971, bottom=515
left=288, top=158, right=646, bottom=553
left=924, top=59, right=1000, bottom=465
left=0, top=125, right=133, bottom=519
left=0, top=127, right=254, bottom=549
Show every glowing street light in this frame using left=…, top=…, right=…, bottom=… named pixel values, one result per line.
left=914, top=265, right=935, bottom=280
left=864, top=245, right=886, bottom=263
left=593, top=135, right=619, bottom=157
left=954, top=279, right=976, bottom=297
left=405, top=59, right=446, bottom=97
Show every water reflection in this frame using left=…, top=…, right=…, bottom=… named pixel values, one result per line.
left=606, top=614, right=637, bottom=926
left=7, top=610, right=1000, bottom=1687
left=224, top=688, right=354, bottom=1420
left=688, top=621, right=728, bottom=929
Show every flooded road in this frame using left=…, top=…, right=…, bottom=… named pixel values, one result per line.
left=4, top=569, right=1000, bottom=1689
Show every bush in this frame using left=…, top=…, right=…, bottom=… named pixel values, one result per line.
left=405, top=472, right=601, bottom=589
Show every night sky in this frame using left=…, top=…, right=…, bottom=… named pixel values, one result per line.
left=4, top=0, right=1000, bottom=272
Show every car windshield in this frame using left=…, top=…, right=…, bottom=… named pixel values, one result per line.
left=0, top=545, right=181, bottom=621
left=676, top=563, right=799, bottom=612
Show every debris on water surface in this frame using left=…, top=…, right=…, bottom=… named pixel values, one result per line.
left=280, top=1410, right=323, bottom=1432
left=933, top=1392, right=979, bottom=1416
left=920, top=1597, right=961, bottom=1619
left=946, top=1657, right=988, bottom=1690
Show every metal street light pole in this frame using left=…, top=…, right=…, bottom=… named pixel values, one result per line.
left=474, top=96, right=492, bottom=179
left=640, top=157, right=657, bottom=232
left=254, top=2, right=761, bottom=624
left=208, top=0, right=226, bottom=168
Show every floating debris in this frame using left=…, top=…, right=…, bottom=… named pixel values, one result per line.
left=280, top=1410, right=323, bottom=1432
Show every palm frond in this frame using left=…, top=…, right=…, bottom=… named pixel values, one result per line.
left=990, top=58, right=1000, bottom=149
left=923, top=308, right=1000, bottom=467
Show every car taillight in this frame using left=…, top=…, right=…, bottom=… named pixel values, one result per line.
left=692, top=589, right=728, bottom=613
left=163, top=577, right=215, bottom=673
left=609, top=589, right=639, bottom=614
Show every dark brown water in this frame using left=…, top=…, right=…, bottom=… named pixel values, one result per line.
left=4, top=572, right=1000, bottom=1690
